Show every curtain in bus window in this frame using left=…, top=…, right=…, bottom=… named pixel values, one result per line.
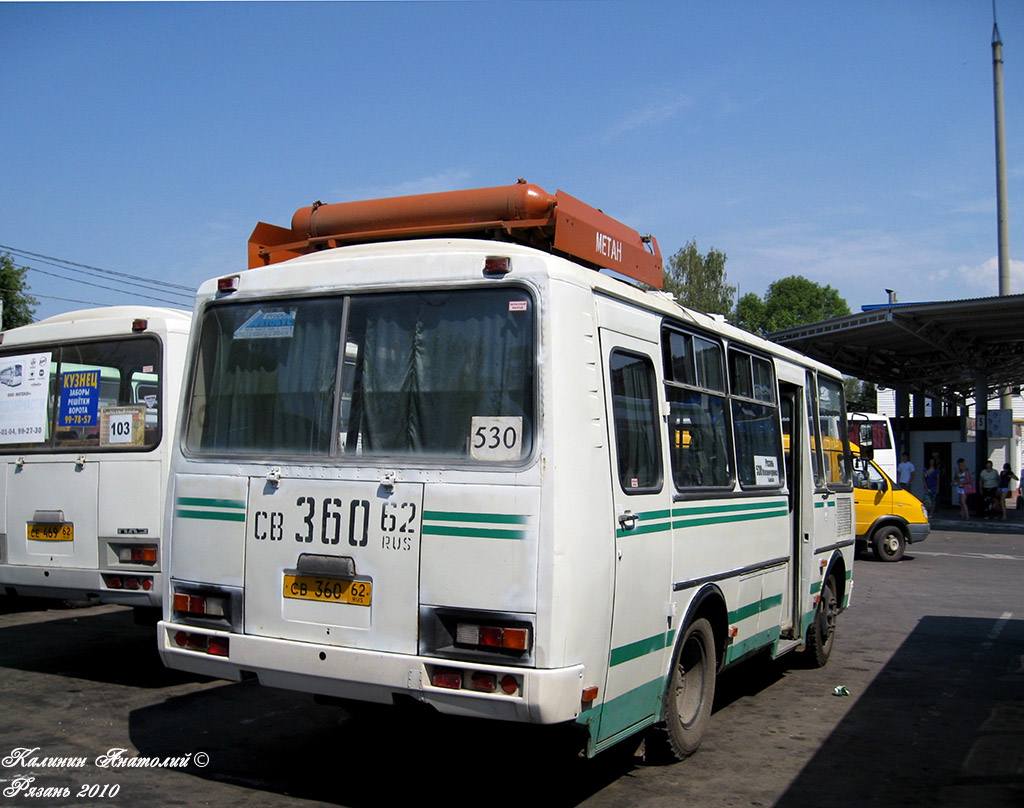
left=610, top=351, right=661, bottom=491
left=667, top=387, right=729, bottom=487
left=353, top=290, right=534, bottom=458
left=732, top=400, right=782, bottom=488
left=191, top=301, right=341, bottom=454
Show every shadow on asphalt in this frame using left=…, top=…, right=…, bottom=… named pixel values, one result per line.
left=124, top=647, right=806, bottom=806
left=129, top=682, right=639, bottom=807
left=0, top=605, right=198, bottom=689
left=775, top=615, right=1024, bottom=807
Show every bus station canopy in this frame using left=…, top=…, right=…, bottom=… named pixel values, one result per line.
left=768, top=294, right=1024, bottom=404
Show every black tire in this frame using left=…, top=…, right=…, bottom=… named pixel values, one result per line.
left=645, top=617, right=716, bottom=763
left=872, top=525, right=906, bottom=562
left=805, top=574, right=838, bottom=668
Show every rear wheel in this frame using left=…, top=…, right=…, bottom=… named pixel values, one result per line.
left=872, top=525, right=906, bottom=562
left=805, top=574, right=838, bottom=668
left=645, top=617, right=716, bottom=763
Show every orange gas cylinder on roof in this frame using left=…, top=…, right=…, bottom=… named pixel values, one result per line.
left=248, top=179, right=662, bottom=288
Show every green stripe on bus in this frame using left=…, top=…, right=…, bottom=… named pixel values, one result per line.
left=673, top=508, right=787, bottom=529
left=421, top=524, right=527, bottom=540
left=422, top=511, right=528, bottom=525
left=616, top=520, right=673, bottom=539
left=176, top=497, right=246, bottom=509
left=673, top=500, right=785, bottom=517
left=609, top=629, right=676, bottom=667
left=725, top=625, right=782, bottom=664
left=175, top=509, right=247, bottom=523
left=729, top=593, right=783, bottom=623
left=581, top=677, right=665, bottom=748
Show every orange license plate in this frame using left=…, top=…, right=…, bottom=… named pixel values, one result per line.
left=282, top=574, right=371, bottom=606
left=27, top=523, right=74, bottom=542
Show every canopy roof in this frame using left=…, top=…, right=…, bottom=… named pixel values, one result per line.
left=769, top=294, right=1024, bottom=403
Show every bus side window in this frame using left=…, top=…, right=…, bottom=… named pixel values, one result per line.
left=729, top=351, right=783, bottom=489
left=662, top=327, right=730, bottom=489
left=609, top=350, right=662, bottom=493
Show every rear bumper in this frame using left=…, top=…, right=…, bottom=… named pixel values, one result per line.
left=0, top=563, right=161, bottom=607
left=157, top=621, right=585, bottom=724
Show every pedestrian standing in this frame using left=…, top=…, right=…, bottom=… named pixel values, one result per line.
left=998, top=463, right=1018, bottom=521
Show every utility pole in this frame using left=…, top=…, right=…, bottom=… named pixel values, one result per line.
left=992, top=2, right=1012, bottom=473
left=993, top=7, right=1011, bottom=297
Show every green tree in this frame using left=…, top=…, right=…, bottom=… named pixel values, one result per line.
left=662, top=239, right=735, bottom=316
left=731, top=275, right=850, bottom=335
left=0, top=252, right=37, bottom=329
left=843, top=377, right=877, bottom=412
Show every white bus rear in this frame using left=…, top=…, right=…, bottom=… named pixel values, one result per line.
left=159, top=184, right=854, bottom=758
left=0, top=307, right=191, bottom=613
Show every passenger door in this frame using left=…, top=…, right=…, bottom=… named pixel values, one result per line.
left=597, top=330, right=673, bottom=744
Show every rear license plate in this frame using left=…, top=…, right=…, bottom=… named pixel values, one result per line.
left=27, top=523, right=74, bottom=542
left=282, top=574, right=372, bottom=606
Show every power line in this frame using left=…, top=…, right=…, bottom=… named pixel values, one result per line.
left=23, top=264, right=190, bottom=307
left=0, top=244, right=196, bottom=294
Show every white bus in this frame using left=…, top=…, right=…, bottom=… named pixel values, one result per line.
left=0, top=307, right=191, bottom=615
left=158, top=183, right=854, bottom=759
left=847, top=411, right=897, bottom=480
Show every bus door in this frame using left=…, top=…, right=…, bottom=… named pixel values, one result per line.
left=779, top=381, right=809, bottom=638
left=597, top=330, right=672, bottom=744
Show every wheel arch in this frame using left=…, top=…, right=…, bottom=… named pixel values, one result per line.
left=866, top=516, right=908, bottom=543
left=821, top=550, right=848, bottom=609
left=677, top=584, right=729, bottom=674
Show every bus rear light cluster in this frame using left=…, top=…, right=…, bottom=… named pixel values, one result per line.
left=115, top=544, right=157, bottom=564
left=172, top=630, right=229, bottom=657
left=455, top=622, right=529, bottom=652
left=104, top=574, right=153, bottom=591
left=430, top=666, right=520, bottom=696
left=173, top=592, right=227, bottom=618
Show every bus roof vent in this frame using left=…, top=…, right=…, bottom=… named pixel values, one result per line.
left=247, top=180, right=663, bottom=288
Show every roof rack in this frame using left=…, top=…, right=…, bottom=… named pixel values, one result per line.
left=247, top=180, right=663, bottom=288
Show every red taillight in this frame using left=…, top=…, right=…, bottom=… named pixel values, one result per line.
left=106, top=576, right=123, bottom=589
left=207, top=637, right=229, bottom=657
left=500, top=675, right=519, bottom=695
left=456, top=622, right=530, bottom=652
left=116, top=544, right=158, bottom=564
left=478, top=626, right=503, bottom=647
left=172, top=591, right=227, bottom=618
left=173, top=630, right=228, bottom=657
left=432, top=668, right=463, bottom=690
left=124, top=577, right=140, bottom=591
left=175, top=593, right=207, bottom=614
left=469, top=672, right=496, bottom=692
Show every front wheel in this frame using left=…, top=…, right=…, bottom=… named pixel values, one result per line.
left=645, top=617, right=716, bottom=763
left=873, top=526, right=906, bottom=562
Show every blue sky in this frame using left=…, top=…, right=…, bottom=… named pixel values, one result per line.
left=3, top=0, right=1022, bottom=322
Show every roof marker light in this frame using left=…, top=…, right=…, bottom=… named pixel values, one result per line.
left=132, top=319, right=148, bottom=332
left=483, top=256, right=510, bottom=276
left=218, top=275, right=240, bottom=293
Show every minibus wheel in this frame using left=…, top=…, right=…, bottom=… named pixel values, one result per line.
left=805, top=574, right=838, bottom=668
left=872, top=525, right=906, bottom=562
left=646, top=617, right=716, bottom=762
